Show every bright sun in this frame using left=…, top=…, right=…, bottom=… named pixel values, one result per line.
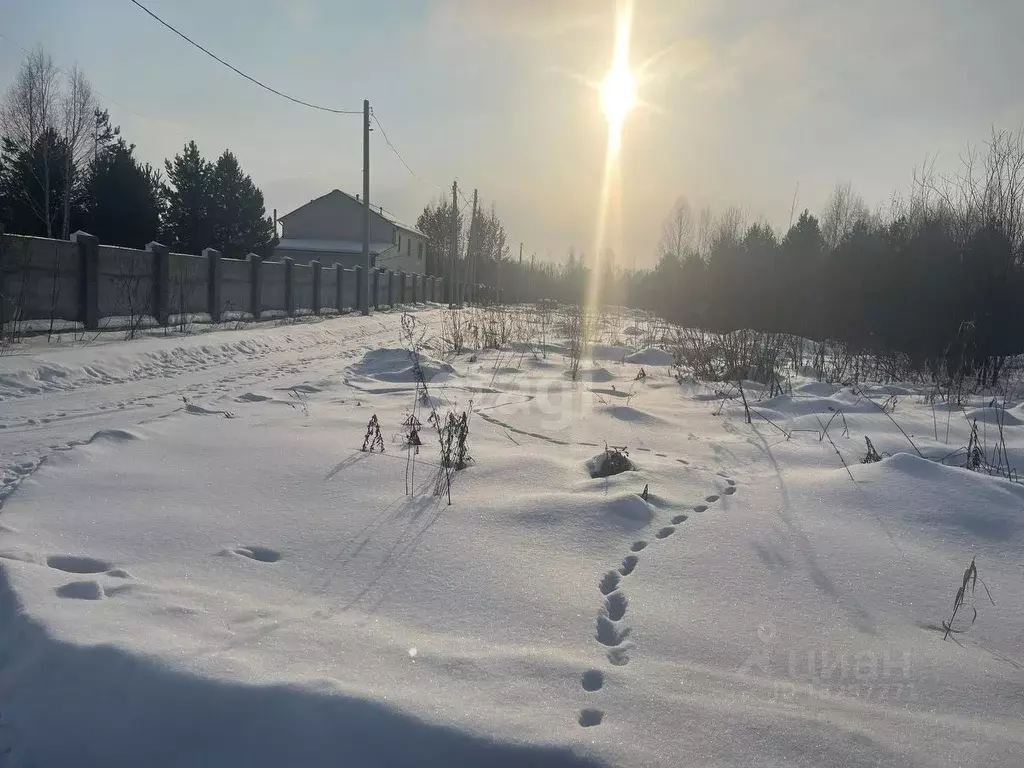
left=600, top=1, right=636, bottom=152
left=600, top=63, right=636, bottom=130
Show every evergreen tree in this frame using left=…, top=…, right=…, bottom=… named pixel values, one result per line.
left=84, top=136, right=161, bottom=248
left=210, top=150, right=274, bottom=258
left=161, top=140, right=214, bottom=253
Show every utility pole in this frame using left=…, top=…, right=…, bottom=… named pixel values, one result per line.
left=518, top=242, right=523, bottom=305
left=448, top=179, right=458, bottom=307
left=467, top=188, right=478, bottom=306
left=361, top=99, right=371, bottom=316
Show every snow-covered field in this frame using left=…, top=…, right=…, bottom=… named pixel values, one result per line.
left=1, top=310, right=1022, bottom=767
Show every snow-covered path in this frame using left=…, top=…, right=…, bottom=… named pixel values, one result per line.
left=0, top=313, right=420, bottom=506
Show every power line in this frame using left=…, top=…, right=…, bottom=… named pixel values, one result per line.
left=371, top=109, right=442, bottom=192
left=127, top=0, right=363, bottom=115
left=371, top=107, right=472, bottom=206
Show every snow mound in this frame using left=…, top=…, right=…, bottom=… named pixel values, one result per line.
left=86, top=428, right=141, bottom=444
left=351, top=348, right=456, bottom=383
left=856, top=452, right=1024, bottom=542
left=596, top=404, right=667, bottom=426
left=964, top=407, right=1024, bottom=427
left=624, top=348, right=673, bottom=366
left=793, top=381, right=839, bottom=397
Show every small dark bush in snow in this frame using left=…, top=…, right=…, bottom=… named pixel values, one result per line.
left=589, top=445, right=634, bottom=478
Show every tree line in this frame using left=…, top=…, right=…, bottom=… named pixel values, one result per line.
left=475, top=128, right=1024, bottom=385
left=0, top=47, right=275, bottom=256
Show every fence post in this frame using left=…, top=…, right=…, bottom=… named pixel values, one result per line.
left=413, top=274, right=419, bottom=304
left=311, top=260, right=321, bottom=314
left=204, top=248, right=222, bottom=322
left=388, top=270, right=396, bottom=307
left=283, top=257, right=294, bottom=316
left=342, top=264, right=350, bottom=313
left=247, top=253, right=262, bottom=319
left=148, top=241, right=170, bottom=326
left=355, top=266, right=364, bottom=313
left=372, top=269, right=379, bottom=310
left=71, top=231, right=99, bottom=331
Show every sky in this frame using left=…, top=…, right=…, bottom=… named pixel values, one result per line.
left=3, top=0, right=1024, bottom=268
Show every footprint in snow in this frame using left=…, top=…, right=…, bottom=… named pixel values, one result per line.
left=655, top=526, right=675, bottom=539
left=705, top=495, right=719, bottom=503
left=693, top=504, right=708, bottom=514
left=602, top=592, right=628, bottom=622
left=599, top=571, right=621, bottom=595
left=581, top=669, right=604, bottom=692
left=672, top=514, right=688, bottom=525
left=630, top=541, right=648, bottom=552
left=723, top=486, right=736, bottom=495
left=46, top=554, right=112, bottom=574
left=225, top=546, right=282, bottom=563
left=618, top=555, right=638, bottom=576
left=578, top=709, right=603, bottom=727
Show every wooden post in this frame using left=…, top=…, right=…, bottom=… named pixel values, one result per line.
left=283, top=257, right=294, bottom=316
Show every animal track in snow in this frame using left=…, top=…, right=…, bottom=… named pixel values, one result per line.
left=630, top=540, right=648, bottom=552
left=578, top=709, right=603, bottom=727
left=46, top=554, right=112, bottom=574
left=672, top=514, right=688, bottom=525
left=655, top=526, right=675, bottom=539
left=599, top=571, right=621, bottom=595
left=618, top=555, right=638, bottom=576
left=726, top=478, right=736, bottom=486
left=228, top=546, right=282, bottom=563
left=581, top=669, right=604, bottom=691
left=603, top=591, right=628, bottom=621
left=607, top=646, right=630, bottom=666
left=55, top=580, right=104, bottom=600
left=595, top=615, right=630, bottom=647
left=705, top=495, right=719, bottom=503
left=723, top=486, right=736, bottom=495
left=693, top=504, right=708, bottom=513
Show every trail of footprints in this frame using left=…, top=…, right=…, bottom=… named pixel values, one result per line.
left=577, top=468, right=739, bottom=728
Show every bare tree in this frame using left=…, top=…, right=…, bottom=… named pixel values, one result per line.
left=1, top=47, right=60, bottom=237
left=58, top=65, right=94, bottom=239
left=820, top=181, right=868, bottom=250
left=658, top=196, right=693, bottom=259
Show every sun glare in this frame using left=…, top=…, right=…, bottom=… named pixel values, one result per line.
left=600, top=2, right=636, bottom=152
left=600, top=63, right=636, bottom=141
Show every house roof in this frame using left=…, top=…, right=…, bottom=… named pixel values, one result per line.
left=279, top=189, right=428, bottom=239
left=276, top=238, right=397, bottom=255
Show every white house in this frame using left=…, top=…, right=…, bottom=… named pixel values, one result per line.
left=275, top=189, right=428, bottom=274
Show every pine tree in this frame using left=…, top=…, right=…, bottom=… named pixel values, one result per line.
left=209, top=150, right=274, bottom=258
left=161, top=140, right=214, bottom=253
left=84, top=137, right=161, bottom=248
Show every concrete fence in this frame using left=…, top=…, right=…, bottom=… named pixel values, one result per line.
left=0, top=232, right=448, bottom=331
